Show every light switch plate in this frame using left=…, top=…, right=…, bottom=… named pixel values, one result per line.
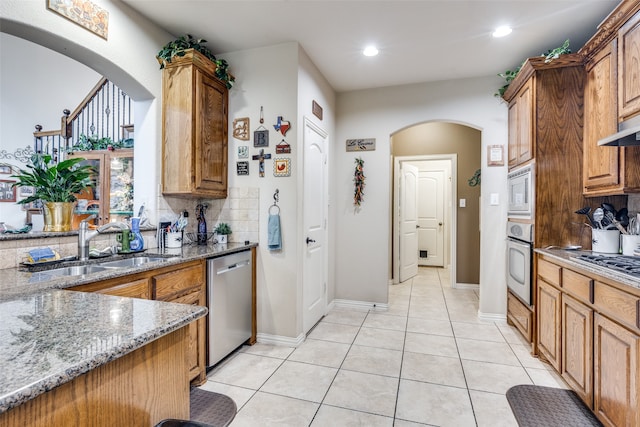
left=490, top=193, right=499, bottom=205
left=459, top=199, right=466, bottom=208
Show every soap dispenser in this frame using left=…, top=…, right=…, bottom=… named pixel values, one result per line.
left=129, top=217, right=144, bottom=251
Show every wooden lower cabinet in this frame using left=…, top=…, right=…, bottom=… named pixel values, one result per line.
left=507, top=291, right=533, bottom=342
left=562, top=294, right=593, bottom=406
left=594, top=314, right=640, bottom=427
left=70, top=260, right=207, bottom=385
left=537, top=279, right=562, bottom=371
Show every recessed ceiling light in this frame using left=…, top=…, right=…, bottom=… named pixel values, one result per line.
left=493, top=26, right=512, bottom=38
left=363, top=46, right=379, bottom=57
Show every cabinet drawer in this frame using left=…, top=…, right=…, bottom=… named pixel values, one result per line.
left=95, top=278, right=150, bottom=299
left=538, top=258, right=561, bottom=287
left=508, top=291, right=533, bottom=342
left=562, top=269, right=593, bottom=304
left=594, top=281, right=640, bottom=332
left=153, top=264, right=204, bottom=301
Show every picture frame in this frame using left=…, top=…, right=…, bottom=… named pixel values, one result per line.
left=254, top=129, right=269, bottom=147
left=487, top=145, right=504, bottom=166
left=236, top=161, right=249, bottom=176
left=274, top=158, right=291, bottom=177
left=238, top=146, right=249, bottom=159
left=19, top=186, right=35, bottom=197
left=0, top=165, right=12, bottom=175
left=0, top=180, right=16, bottom=202
left=233, top=118, right=250, bottom=141
left=47, top=0, right=109, bottom=40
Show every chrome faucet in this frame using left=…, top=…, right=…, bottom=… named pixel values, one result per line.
left=78, top=215, right=130, bottom=261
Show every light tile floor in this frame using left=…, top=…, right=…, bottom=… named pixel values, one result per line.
left=200, top=267, right=568, bottom=426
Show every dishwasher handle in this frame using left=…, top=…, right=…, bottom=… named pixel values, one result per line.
left=216, top=259, right=250, bottom=275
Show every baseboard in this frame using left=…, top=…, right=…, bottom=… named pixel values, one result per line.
left=256, top=332, right=306, bottom=347
left=455, top=282, right=479, bottom=290
left=478, top=310, right=507, bottom=323
left=332, top=298, right=388, bottom=311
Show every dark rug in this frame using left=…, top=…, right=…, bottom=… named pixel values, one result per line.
left=506, top=385, right=603, bottom=427
left=190, top=388, right=237, bottom=427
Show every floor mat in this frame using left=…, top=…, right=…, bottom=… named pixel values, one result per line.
left=506, top=385, right=602, bottom=427
left=190, top=388, right=237, bottom=427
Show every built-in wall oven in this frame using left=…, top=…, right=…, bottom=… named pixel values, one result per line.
left=507, top=221, right=533, bottom=306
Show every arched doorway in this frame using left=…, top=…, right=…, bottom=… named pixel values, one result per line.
left=390, top=121, right=481, bottom=288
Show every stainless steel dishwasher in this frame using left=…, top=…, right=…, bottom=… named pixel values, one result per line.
left=207, top=250, right=252, bottom=367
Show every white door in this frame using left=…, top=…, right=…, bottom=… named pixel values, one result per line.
left=418, top=167, right=446, bottom=267
left=303, top=118, right=328, bottom=333
left=399, top=163, right=419, bottom=282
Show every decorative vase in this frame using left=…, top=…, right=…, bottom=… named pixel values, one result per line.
left=217, top=234, right=227, bottom=244
left=43, top=202, right=75, bottom=232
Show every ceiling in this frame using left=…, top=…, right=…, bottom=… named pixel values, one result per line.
left=123, top=0, right=619, bottom=93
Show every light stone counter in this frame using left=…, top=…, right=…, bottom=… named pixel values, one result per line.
left=0, top=289, right=207, bottom=413
left=535, top=247, right=640, bottom=290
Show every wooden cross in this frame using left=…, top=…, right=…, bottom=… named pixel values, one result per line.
left=252, top=149, right=272, bottom=177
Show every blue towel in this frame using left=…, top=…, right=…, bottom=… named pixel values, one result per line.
left=268, top=214, right=282, bottom=251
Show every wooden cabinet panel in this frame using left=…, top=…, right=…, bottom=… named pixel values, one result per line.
left=537, top=279, right=562, bottom=371
left=562, top=294, right=593, bottom=407
left=562, top=269, right=594, bottom=304
left=171, top=290, right=207, bottom=384
left=594, top=281, right=640, bottom=332
left=594, top=313, right=640, bottom=427
left=508, top=291, right=533, bottom=342
left=538, top=258, right=562, bottom=287
left=584, top=42, right=621, bottom=193
left=95, top=278, right=150, bottom=299
left=153, top=264, right=205, bottom=301
left=508, top=79, right=533, bottom=168
left=162, top=49, right=228, bottom=199
left=619, top=10, right=640, bottom=121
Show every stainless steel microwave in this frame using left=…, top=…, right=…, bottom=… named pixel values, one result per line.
left=507, top=164, right=534, bottom=218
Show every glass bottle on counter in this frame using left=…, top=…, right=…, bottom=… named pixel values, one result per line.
left=196, top=203, right=208, bottom=245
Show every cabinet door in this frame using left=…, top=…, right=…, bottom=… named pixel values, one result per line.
left=194, top=69, right=228, bottom=198
left=618, top=10, right=640, bottom=121
left=508, top=101, right=519, bottom=167
left=584, top=42, right=620, bottom=193
left=516, top=79, right=533, bottom=165
left=537, top=279, right=562, bottom=371
left=594, top=314, right=640, bottom=427
left=562, top=294, right=593, bottom=407
left=171, top=290, right=207, bottom=385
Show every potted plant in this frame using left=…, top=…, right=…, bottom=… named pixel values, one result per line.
left=11, top=153, right=94, bottom=232
left=157, top=34, right=235, bottom=89
left=214, top=222, right=232, bottom=244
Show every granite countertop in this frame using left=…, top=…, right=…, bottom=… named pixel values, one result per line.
left=535, top=247, right=640, bottom=290
left=0, top=242, right=257, bottom=298
left=0, top=289, right=207, bottom=414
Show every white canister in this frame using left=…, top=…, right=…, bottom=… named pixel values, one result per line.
left=166, top=231, right=183, bottom=248
left=592, top=229, right=620, bottom=253
left=621, top=234, right=640, bottom=256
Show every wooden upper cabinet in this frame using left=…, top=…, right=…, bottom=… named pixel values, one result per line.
left=619, top=9, right=640, bottom=121
left=162, top=49, right=228, bottom=198
left=507, top=78, right=534, bottom=168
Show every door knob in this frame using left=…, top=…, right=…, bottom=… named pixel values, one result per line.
left=306, top=237, right=316, bottom=244
left=439, top=222, right=443, bottom=226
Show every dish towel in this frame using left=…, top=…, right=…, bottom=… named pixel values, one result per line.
left=268, top=214, right=282, bottom=251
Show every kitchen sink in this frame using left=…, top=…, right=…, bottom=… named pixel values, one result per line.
left=97, top=256, right=172, bottom=268
left=29, top=264, right=111, bottom=283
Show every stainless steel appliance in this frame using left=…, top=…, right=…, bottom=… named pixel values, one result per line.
left=507, top=221, right=533, bottom=306
left=507, top=164, right=534, bottom=219
left=207, top=250, right=252, bottom=367
left=572, top=254, right=640, bottom=279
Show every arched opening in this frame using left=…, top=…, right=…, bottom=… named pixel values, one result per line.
left=390, top=121, right=481, bottom=290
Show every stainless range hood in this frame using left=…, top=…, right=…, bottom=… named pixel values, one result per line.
left=598, top=115, right=640, bottom=146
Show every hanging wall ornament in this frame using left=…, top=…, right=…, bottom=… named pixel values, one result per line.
left=254, top=106, right=269, bottom=147
left=353, top=157, right=365, bottom=207
left=273, top=116, right=291, bottom=136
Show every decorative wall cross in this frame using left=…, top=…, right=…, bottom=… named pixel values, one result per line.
left=252, top=149, right=272, bottom=177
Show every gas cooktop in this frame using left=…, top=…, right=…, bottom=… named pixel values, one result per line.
left=572, top=254, right=640, bottom=278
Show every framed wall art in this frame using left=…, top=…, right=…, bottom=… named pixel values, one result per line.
left=254, top=128, right=269, bottom=147
left=233, top=118, right=250, bottom=141
left=0, top=180, right=16, bottom=202
left=47, top=0, right=109, bottom=40
left=0, top=165, right=12, bottom=174
left=238, top=146, right=249, bottom=158
left=274, top=158, right=291, bottom=177
left=487, top=145, right=504, bottom=166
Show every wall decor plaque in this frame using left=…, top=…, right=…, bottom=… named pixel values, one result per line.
left=236, top=161, right=249, bottom=176
left=233, top=118, right=250, bottom=141
left=274, top=158, right=291, bottom=177
left=238, top=146, right=249, bottom=158
left=254, top=128, right=269, bottom=147
left=346, top=138, right=376, bottom=152
left=312, top=100, right=323, bottom=120
left=276, top=140, right=291, bottom=154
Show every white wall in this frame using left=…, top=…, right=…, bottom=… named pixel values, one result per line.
left=335, top=77, right=509, bottom=318
left=0, top=33, right=101, bottom=227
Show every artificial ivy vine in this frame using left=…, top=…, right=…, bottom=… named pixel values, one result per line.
left=353, top=157, right=366, bottom=207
